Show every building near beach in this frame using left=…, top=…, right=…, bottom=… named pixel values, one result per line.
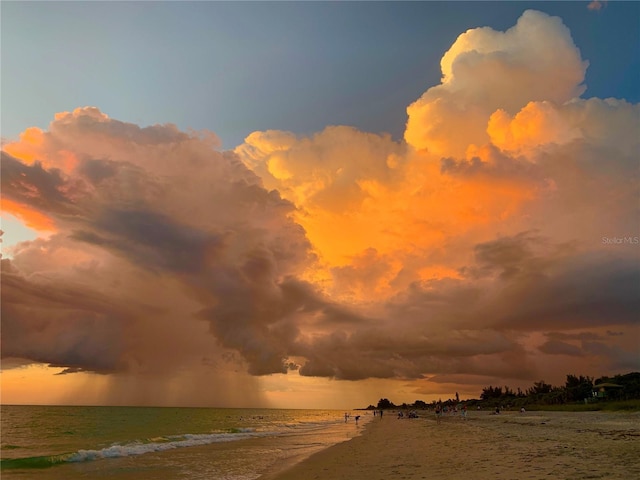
left=592, top=383, right=624, bottom=399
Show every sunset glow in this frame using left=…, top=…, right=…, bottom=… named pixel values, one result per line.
left=2, top=3, right=638, bottom=409
left=1, top=199, right=56, bottom=232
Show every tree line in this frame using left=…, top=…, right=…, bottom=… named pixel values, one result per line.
left=477, top=372, right=640, bottom=407
left=363, top=371, right=640, bottom=410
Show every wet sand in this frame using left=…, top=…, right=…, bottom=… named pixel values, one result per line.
left=263, top=410, right=640, bottom=480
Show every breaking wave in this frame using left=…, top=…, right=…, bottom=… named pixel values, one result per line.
left=1, top=429, right=268, bottom=470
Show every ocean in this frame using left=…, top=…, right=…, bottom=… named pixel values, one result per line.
left=0, top=405, right=370, bottom=479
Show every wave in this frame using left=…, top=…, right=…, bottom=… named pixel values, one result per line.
left=0, top=429, right=271, bottom=470
left=0, top=453, right=74, bottom=470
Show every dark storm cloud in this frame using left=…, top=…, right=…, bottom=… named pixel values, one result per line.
left=0, top=152, right=80, bottom=215
left=296, top=327, right=518, bottom=381
left=71, top=208, right=224, bottom=274
left=486, top=252, right=640, bottom=330
left=1, top=259, right=129, bottom=373
left=582, top=341, right=640, bottom=372
left=470, top=231, right=546, bottom=279
left=76, top=158, right=119, bottom=184
left=196, top=274, right=372, bottom=376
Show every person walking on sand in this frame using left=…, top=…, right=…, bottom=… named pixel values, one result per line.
left=435, top=405, right=442, bottom=424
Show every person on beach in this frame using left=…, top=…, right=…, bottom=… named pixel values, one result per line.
left=355, top=415, right=360, bottom=425
left=435, top=405, right=442, bottom=424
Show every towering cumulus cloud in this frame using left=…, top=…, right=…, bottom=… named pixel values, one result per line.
left=2, top=10, right=638, bottom=405
left=406, top=10, right=589, bottom=158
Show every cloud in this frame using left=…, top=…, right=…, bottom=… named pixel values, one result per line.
left=405, top=9, right=588, bottom=158
left=232, top=9, right=638, bottom=383
left=587, top=1, right=606, bottom=12
left=2, top=10, right=638, bottom=405
left=538, top=340, right=585, bottom=356
left=1, top=108, right=322, bottom=405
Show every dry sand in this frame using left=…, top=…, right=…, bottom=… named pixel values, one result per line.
left=263, top=409, right=640, bottom=480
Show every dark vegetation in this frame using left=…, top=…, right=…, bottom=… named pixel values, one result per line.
left=363, top=372, right=640, bottom=411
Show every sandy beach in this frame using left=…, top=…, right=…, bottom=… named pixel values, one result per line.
left=263, top=409, right=640, bottom=480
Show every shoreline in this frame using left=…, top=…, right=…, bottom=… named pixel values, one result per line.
left=262, top=410, right=640, bottom=480
left=257, top=413, right=374, bottom=480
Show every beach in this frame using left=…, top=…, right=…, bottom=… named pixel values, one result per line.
left=265, top=410, right=640, bottom=480
left=2, top=406, right=639, bottom=479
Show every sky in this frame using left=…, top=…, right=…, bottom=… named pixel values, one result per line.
left=1, top=1, right=639, bottom=409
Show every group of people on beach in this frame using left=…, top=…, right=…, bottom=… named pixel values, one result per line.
left=345, top=403, right=526, bottom=428
left=397, top=410, right=419, bottom=419
left=344, top=412, right=362, bottom=425
left=434, top=404, right=467, bottom=423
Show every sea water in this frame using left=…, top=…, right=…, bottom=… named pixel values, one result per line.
left=0, top=405, right=370, bottom=479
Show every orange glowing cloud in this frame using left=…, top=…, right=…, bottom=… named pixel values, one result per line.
left=1, top=198, right=56, bottom=232
left=3, top=123, right=80, bottom=172
left=3, top=127, right=47, bottom=164
left=237, top=131, right=538, bottom=304
left=487, top=101, right=582, bottom=153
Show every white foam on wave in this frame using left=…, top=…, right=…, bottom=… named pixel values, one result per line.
left=67, top=430, right=271, bottom=463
